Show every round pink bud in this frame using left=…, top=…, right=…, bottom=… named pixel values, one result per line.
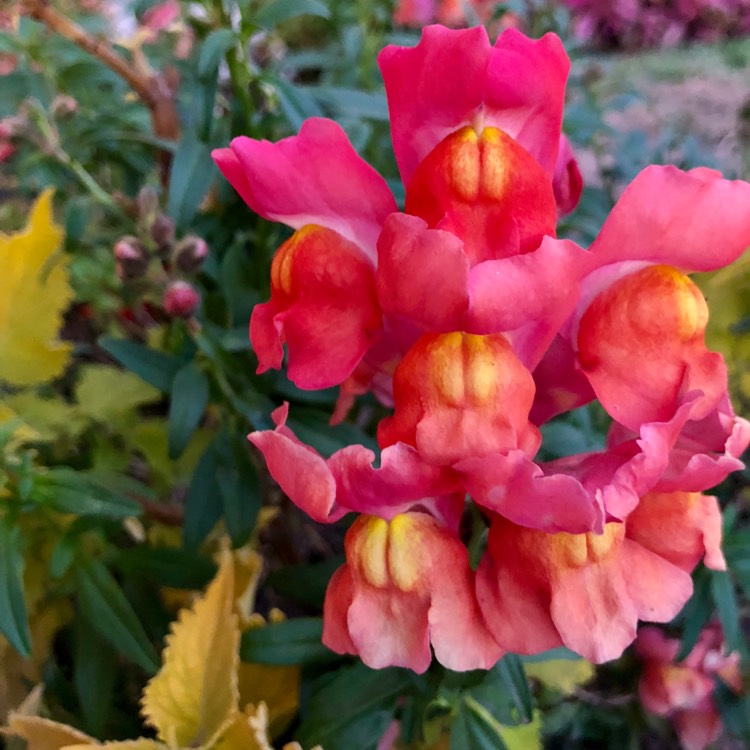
left=114, top=236, right=148, bottom=279
left=163, top=280, right=200, bottom=318
left=173, top=235, right=209, bottom=273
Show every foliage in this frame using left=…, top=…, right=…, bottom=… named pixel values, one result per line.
left=0, top=2, right=748, bottom=750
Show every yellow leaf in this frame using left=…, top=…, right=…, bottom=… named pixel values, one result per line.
left=524, top=659, right=595, bottom=695
left=0, top=190, right=73, bottom=385
left=237, top=664, right=299, bottom=739
left=3, top=715, right=95, bottom=750
left=498, top=711, right=542, bottom=750
left=2, top=393, right=83, bottom=442
left=0, top=403, right=39, bottom=449
left=64, top=741, right=166, bottom=750
left=141, top=548, right=240, bottom=748
left=75, top=366, right=161, bottom=423
left=232, top=545, right=263, bottom=628
left=212, top=705, right=272, bottom=750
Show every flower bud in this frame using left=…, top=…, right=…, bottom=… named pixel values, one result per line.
left=137, top=186, right=160, bottom=221
left=162, top=280, right=200, bottom=318
left=50, top=94, right=78, bottom=119
left=173, top=235, right=208, bottom=273
left=114, top=236, right=149, bottom=280
left=151, top=213, right=176, bottom=252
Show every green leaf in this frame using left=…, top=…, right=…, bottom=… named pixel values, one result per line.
left=198, top=28, right=235, bottom=79
left=297, top=663, right=413, bottom=750
left=710, top=570, right=746, bottom=656
left=167, top=362, right=210, bottom=459
left=256, top=0, right=330, bottom=27
left=240, top=618, right=335, bottom=665
left=74, top=616, right=117, bottom=736
left=116, top=547, right=216, bottom=591
left=451, top=699, right=509, bottom=750
left=266, top=556, right=343, bottom=608
left=714, top=680, right=750, bottom=741
left=99, top=336, right=182, bottom=392
left=0, top=517, right=31, bottom=657
left=216, top=433, right=261, bottom=548
left=34, top=469, right=142, bottom=519
left=75, top=559, right=159, bottom=674
left=676, top=565, right=713, bottom=660
left=168, top=135, right=216, bottom=228
left=495, top=655, right=534, bottom=722
left=183, top=438, right=223, bottom=550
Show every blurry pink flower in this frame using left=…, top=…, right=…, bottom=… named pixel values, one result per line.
left=162, top=280, right=200, bottom=318
left=636, top=624, right=743, bottom=750
left=142, top=0, right=180, bottom=36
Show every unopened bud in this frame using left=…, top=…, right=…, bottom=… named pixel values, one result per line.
left=151, top=213, right=175, bottom=252
left=137, top=186, right=160, bottom=221
left=114, top=236, right=149, bottom=280
left=163, top=280, right=200, bottom=318
left=173, top=235, right=208, bottom=273
left=51, top=94, right=78, bottom=119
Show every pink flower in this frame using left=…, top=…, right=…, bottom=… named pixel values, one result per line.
left=324, top=511, right=503, bottom=672
left=636, top=624, right=742, bottom=750
left=476, top=490, right=725, bottom=663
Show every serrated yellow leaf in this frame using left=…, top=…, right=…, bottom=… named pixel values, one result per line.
left=212, top=705, right=272, bottom=750
left=75, top=366, right=161, bottom=423
left=0, top=190, right=73, bottom=386
left=141, top=549, right=240, bottom=748
left=3, top=715, right=95, bottom=750
left=498, top=711, right=542, bottom=750
left=524, top=659, right=594, bottom=695
left=237, top=664, right=299, bottom=739
left=64, top=741, right=166, bottom=750
left=232, top=545, right=262, bottom=628
left=2, top=393, right=83, bottom=442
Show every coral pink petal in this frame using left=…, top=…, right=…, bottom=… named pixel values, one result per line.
left=248, top=429, right=344, bottom=523
left=347, top=584, right=432, bottom=673
left=553, top=134, right=583, bottom=215
left=585, top=165, right=750, bottom=273
left=249, top=300, right=284, bottom=374
left=621, top=540, right=694, bottom=623
left=376, top=213, right=469, bottom=332
left=214, top=118, right=396, bottom=257
left=475, top=542, right=563, bottom=655
left=550, top=556, right=638, bottom=663
left=328, top=442, right=463, bottom=523
left=457, top=450, right=603, bottom=533
left=673, top=708, right=722, bottom=750
left=322, top=565, right=357, bottom=656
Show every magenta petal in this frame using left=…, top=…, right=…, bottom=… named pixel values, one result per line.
left=457, top=450, right=603, bottom=533
left=379, top=25, right=492, bottom=186
left=214, top=118, right=396, bottom=257
left=484, top=29, right=569, bottom=176
left=585, top=165, right=750, bottom=273
left=329, top=441, right=463, bottom=524
left=376, top=213, right=469, bottom=331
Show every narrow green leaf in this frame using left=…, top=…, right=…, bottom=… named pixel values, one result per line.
left=75, top=559, right=159, bottom=674
left=183, top=439, right=223, bottom=550
left=216, top=434, right=261, bottom=548
left=168, top=135, right=216, bottom=228
left=74, top=616, right=116, bottom=736
left=710, top=570, right=745, bottom=656
left=256, top=0, right=330, bottom=27
left=99, top=336, right=182, bottom=392
left=116, top=547, right=216, bottom=590
left=198, top=28, right=235, bottom=79
left=240, top=618, right=335, bottom=665
left=167, top=362, right=209, bottom=459
left=496, top=655, right=533, bottom=722
left=0, top=518, right=31, bottom=656
left=34, top=469, right=142, bottom=519
left=677, top=565, right=713, bottom=660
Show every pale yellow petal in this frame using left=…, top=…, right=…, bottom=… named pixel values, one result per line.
left=0, top=190, right=73, bottom=385
left=141, top=549, right=240, bottom=747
